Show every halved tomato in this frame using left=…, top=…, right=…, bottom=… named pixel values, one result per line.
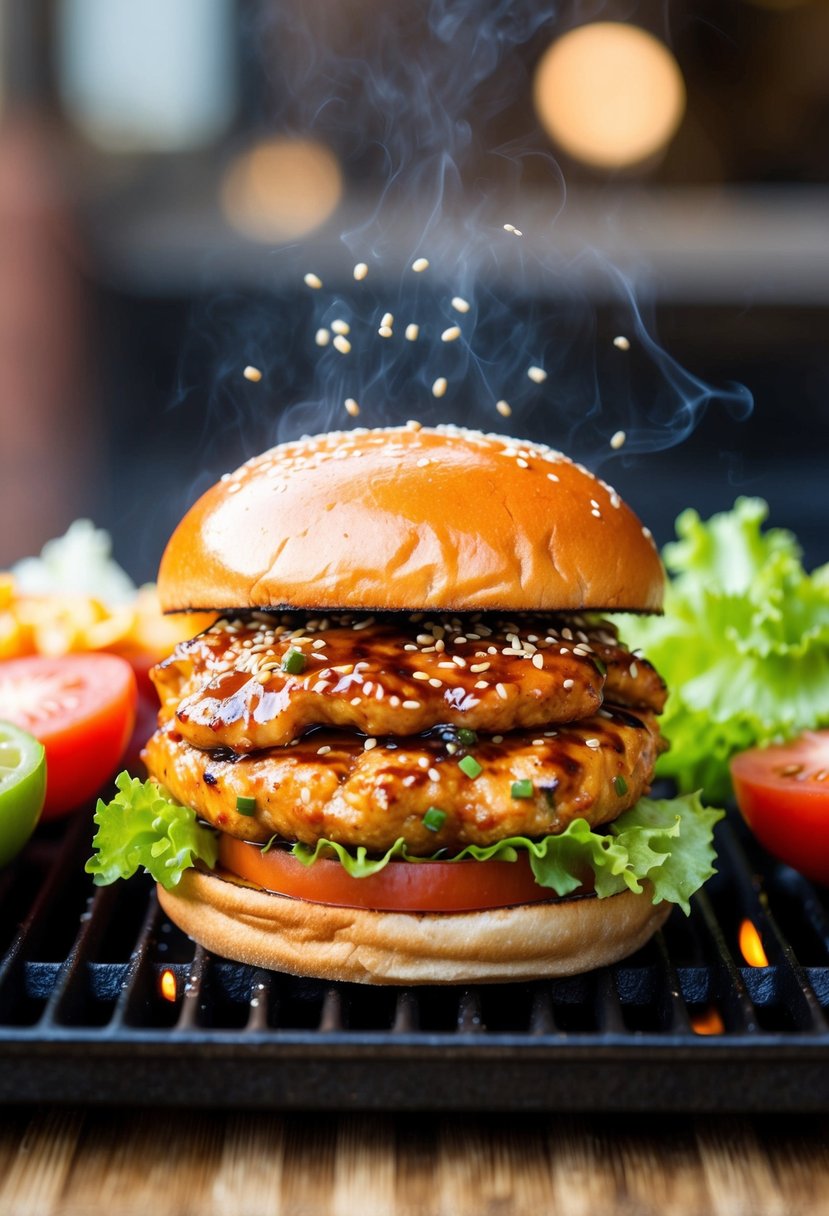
left=731, top=731, right=829, bottom=884
left=0, top=655, right=136, bottom=820
left=218, top=834, right=587, bottom=912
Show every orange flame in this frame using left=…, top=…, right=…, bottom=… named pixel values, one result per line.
left=739, top=920, right=769, bottom=968
left=160, top=969, right=177, bottom=1002
left=691, top=1007, right=725, bottom=1036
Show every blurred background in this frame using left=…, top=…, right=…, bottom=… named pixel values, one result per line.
left=0, top=0, right=827, bottom=580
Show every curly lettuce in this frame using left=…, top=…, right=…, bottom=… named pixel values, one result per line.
left=617, top=498, right=829, bottom=802
left=85, top=772, right=218, bottom=890
left=292, top=792, right=722, bottom=915
left=86, top=779, right=720, bottom=915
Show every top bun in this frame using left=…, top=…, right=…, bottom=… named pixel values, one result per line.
left=158, top=425, right=663, bottom=613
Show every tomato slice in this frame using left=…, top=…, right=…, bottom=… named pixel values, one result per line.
left=0, top=655, right=137, bottom=820
left=218, top=834, right=587, bottom=912
left=0, top=721, right=46, bottom=867
left=731, top=731, right=829, bottom=884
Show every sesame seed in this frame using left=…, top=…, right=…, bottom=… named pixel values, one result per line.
left=585, top=738, right=601, bottom=749
left=331, top=319, right=350, bottom=336
left=402, top=775, right=416, bottom=787
left=418, top=757, right=430, bottom=769
left=528, top=366, right=547, bottom=384
left=441, top=325, right=461, bottom=342
left=412, top=257, right=430, bottom=272
left=333, top=334, right=351, bottom=355
left=304, top=272, right=323, bottom=289
left=474, top=680, right=488, bottom=689
left=428, top=767, right=441, bottom=783
left=591, top=509, right=601, bottom=518
left=496, top=400, right=512, bottom=418
left=299, top=787, right=311, bottom=805
left=403, top=700, right=421, bottom=710
left=378, top=326, right=393, bottom=338
left=492, top=735, right=504, bottom=744
left=405, top=323, right=419, bottom=341
left=629, top=662, right=638, bottom=678
left=432, top=377, right=447, bottom=398
left=532, top=654, right=544, bottom=669
left=503, top=223, right=515, bottom=232
left=407, top=419, right=422, bottom=430
left=428, top=677, right=442, bottom=688
left=517, top=458, right=529, bottom=469
left=613, top=335, right=631, bottom=351
left=416, top=457, right=430, bottom=468
left=389, top=695, right=401, bottom=707
left=495, top=683, right=508, bottom=700
left=363, top=737, right=377, bottom=751
left=610, top=430, right=626, bottom=450
left=452, top=656, right=467, bottom=668
left=315, top=328, right=330, bottom=346
left=353, top=262, right=368, bottom=281
left=563, top=679, right=574, bottom=689
left=470, top=662, right=490, bottom=673
left=532, top=739, right=545, bottom=747
left=451, top=296, right=470, bottom=313
left=378, top=312, right=393, bottom=330
left=243, top=365, right=262, bottom=382
left=350, top=696, right=361, bottom=706
left=547, top=473, right=559, bottom=483
left=317, top=745, right=332, bottom=755
left=344, top=398, right=360, bottom=417
left=412, top=671, right=429, bottom=681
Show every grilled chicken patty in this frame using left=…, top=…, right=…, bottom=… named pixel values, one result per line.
left=153, top=613, right=666, bottom=753
left=143, top=708, right=665, bottom=854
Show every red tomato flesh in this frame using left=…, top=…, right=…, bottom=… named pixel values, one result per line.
left=0, top=655, right=137, bottom=820
left=731, top=731, right=829, bottom=885
left=219, top=834, right=589, bottom=912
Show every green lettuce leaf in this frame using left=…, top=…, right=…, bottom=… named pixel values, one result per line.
left=87, top=777, right=720, bottom=915
left=85, top=772, right=218, bottom=890
left=617, top=498, right=829, bottom=802
left=291, top=792, right=722, bottom=915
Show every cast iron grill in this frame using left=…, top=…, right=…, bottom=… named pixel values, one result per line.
left=3, top=808, right=829, bottom=1111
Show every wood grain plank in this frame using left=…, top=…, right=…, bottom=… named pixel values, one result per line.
left=2, top=1109, right=829, bottom=1216
left=437, top=1117, right=556, bottom=1216
left=279, top=1114, right=338, bottom=1216
left=0, top=1108, right=83, bottom=1216
left=695, top=1117, right=787, bottom=1216
left=209, top=1112, right=286, bottom=1216
left=333, top=1116, right=396, bottom=1216
left=53, top=1110, right=224, bottom=1216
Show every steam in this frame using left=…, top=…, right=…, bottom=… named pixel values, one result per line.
left=177, top=0, right=753, bottom=470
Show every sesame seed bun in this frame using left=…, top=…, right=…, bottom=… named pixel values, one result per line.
left=157, top=869, right=671, bottom=985
left=158, top=425, right=663, bottom=614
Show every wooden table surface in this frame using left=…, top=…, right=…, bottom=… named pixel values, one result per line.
left=2, top=1108, right=829, bottom=1216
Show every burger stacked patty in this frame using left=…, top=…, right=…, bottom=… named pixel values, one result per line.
left=145, top=612, right=667, bottom=855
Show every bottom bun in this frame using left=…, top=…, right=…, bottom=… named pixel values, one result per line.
left=157, top=870, right=672, bottom=985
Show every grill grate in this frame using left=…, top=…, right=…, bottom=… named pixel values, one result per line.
left=4, top=808, right=829, bottom=1111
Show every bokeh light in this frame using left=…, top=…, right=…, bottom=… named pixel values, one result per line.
left=221, top=137, right=343, bottom=242
left=533, top=23, right=686, bottom=170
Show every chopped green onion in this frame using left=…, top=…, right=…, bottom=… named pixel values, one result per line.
left=457, top=728, right=478, bottom=746
left=592, top=657, right=607, bottom=676
left=236, top=795, right=257, bottom=816
left=511, top=779, right=534, bottom=799
left=458, top=755, right=483, bottom=779
left=423, top=806, right=447, bottom=832
left=614, top=775, right=629, bottom=796
left=281, top=648, right=307, bottom=674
